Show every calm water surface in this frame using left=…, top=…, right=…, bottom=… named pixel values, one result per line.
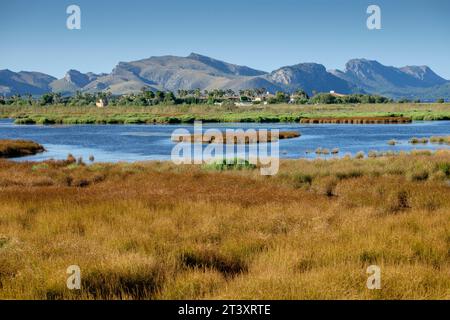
left=0, top=119, right=449, bottom=162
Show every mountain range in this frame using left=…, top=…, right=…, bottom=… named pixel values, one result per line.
left=1, top=53, right=449, bottom=100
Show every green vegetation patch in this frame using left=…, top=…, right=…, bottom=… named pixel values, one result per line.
left=203, top=158, right=257, bottom=171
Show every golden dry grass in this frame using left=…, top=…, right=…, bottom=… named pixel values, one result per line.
left=0, top=151, right=449, bottom=299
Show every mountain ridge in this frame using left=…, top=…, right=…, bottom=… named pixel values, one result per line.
left=1, top=54, right=449, bottom=100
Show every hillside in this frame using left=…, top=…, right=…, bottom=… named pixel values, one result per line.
left=1, top=54, right=449, bottom=100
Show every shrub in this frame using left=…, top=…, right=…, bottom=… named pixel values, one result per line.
left=387, top=140, right=397, bottom=146
left=430, top=136, right=450, bottom=144
left=355, top=151, right=365, bottom=159
left=66, top=154, right=76, bottom=164
left=331, top=148, right=340, bottom=154
left=437, top=162, right=450, bottom=177
left=203, top=158, right=256, bottom=171
left=368, top=150, right=379, bottom=158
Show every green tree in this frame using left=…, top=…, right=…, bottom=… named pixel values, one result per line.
left=40, top=93, right=54, bottom=105
left=155, top=91, right=165, bottom=100
left=163, top=91, right=176, bottom=104
left=275, top=91, right=287, bottom=103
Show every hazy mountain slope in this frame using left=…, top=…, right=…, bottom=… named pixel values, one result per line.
left=266, top=63, right=356, bottom=95
left=81, top=54, right=270, bottom=94
left=331, top=59, right=449, bottom=100
left=186, top=53, right=267, bottom=76
left=0, top=70, right=56, bottom=96
left=51, top=70, right=108, bottom=95
left=1, top=55, right=449, bottom=100
left=399, top=65, right=447, bottom=87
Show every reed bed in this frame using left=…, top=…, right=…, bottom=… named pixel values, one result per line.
left=430, top=136, right=450, bottom=145
left=3, top=103, right=450, bottom=125
left=299, top=116, right=412, bottom=124
left=409, top=136, right=450, bottom=145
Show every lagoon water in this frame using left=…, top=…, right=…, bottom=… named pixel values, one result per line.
left=0, top=119, right=449, bottom=162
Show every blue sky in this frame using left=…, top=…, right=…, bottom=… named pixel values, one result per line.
left=1, top=0, right=449, bottom=78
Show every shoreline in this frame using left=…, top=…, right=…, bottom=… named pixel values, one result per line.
left=9, top=114, right=448, bottom=125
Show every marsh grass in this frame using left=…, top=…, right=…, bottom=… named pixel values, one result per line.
left=299, top=116, right=412, bottom=124
left=0, top=151, right=449, bottom=299
left=0, top=140, right=45, bottom=158
left=4, top=103, right=450, bottom=125
left=430, top=136, right=450, bottom=145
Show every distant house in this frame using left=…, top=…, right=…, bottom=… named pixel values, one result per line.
left=250, top=92, right=273, bottom=105
left=250, top=97, right=266, bottom=105
left=289, top=94, right=306, bottom=103
left=329, top=90, right=347, bottom=97
left=96, top=98, right=108, bottom=108
left=289, top=96, right=298, bottom=104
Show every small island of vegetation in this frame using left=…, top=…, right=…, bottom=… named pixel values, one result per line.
left=0, top=139, right=45, bottom=158
left=173, top=131, right=301, bottom=144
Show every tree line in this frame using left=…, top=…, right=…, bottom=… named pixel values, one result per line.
left=0, top=87, right=446, bottom=107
